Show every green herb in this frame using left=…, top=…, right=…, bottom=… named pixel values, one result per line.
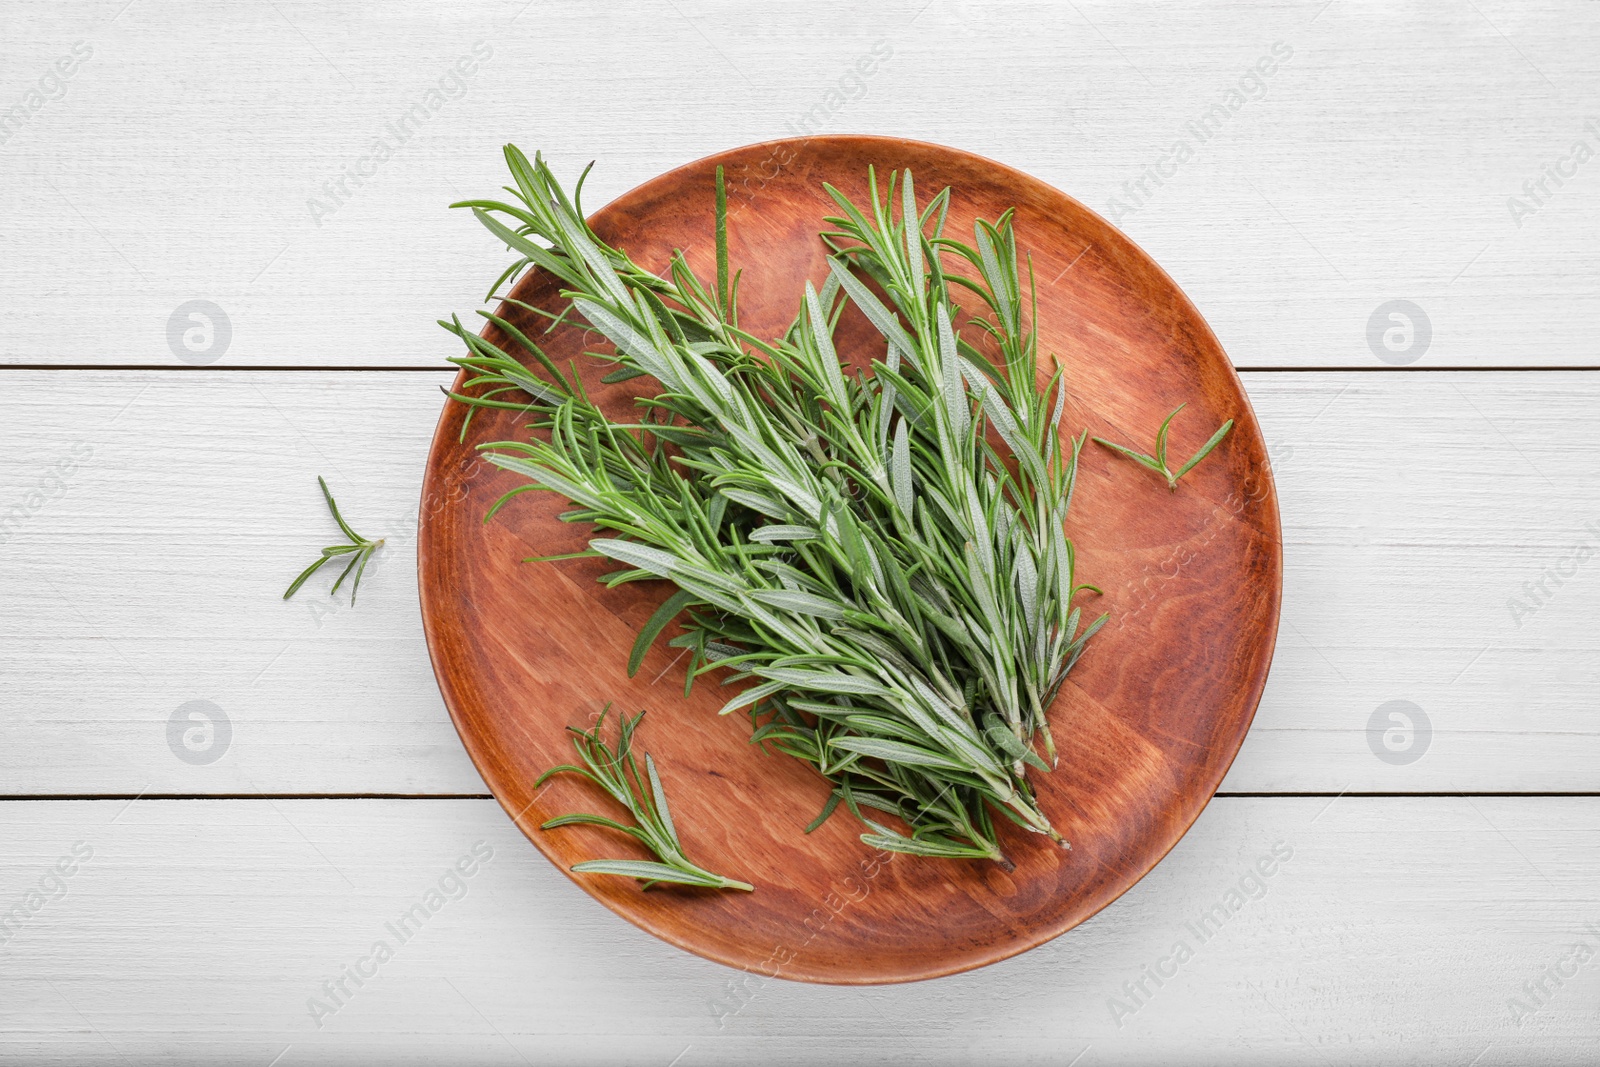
left=282, top=476, right=385, bottom=605
left=442, top=146, right=1109, bottom=866
left=537, top=707, right=753, bottom=891
left=714, top=163, right=735, bottom=321
left=1092, top=404, right=1233, bottom=490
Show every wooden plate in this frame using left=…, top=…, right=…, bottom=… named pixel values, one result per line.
left=419, top=136, right=1282, bottom=984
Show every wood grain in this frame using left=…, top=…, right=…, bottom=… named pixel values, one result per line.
left=0, top=797, right=1595, bottom=1064
left=417, top=136, right=1282, bottom=983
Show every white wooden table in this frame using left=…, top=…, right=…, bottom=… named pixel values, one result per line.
left=2, top=1, right=1597, bottom=1062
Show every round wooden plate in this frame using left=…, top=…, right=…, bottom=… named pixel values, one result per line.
left=419, top=136, right=1281, bottom=985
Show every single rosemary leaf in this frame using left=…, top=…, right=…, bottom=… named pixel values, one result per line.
left=715, top=164, right=730, bottom=318
left=1173, top=419, right=1235, bottom=481
left=644, top=753, right=677, bottom=845
left=1155, top=402, right=1184, bottom=469
left=540, top=812, right=644, bottom=837
left=804, top=791, right=844, bottom=833
left=571, top=859, right=748, bottom=890
left=1089, top=436, right=1162, bottom=471
left=628, top=589, right=697, bottom=678
left=829, top=736, right=969, bottom=771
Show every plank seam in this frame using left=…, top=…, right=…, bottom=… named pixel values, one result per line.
left=2, top=365, right=1599, bottom=373
left=0, top=792, right=1594, bottom=801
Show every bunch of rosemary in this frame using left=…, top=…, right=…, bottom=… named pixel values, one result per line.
left=440, top=146, right=1106, bottom=865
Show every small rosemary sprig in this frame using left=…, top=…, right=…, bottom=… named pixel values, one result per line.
left=282, top=476, right=385, bottom=605
left=1092, top=404, right=1233, bottom=490
left=537, top=707, right=753, bottom=891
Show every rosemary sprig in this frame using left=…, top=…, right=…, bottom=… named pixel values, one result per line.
left=282, top=476, right=385, bottom=605
left=1092, top=404, right=1233, bottom=490
left=537, top=707, right=753, bottom=891
left=442, top=147, right=1108, bottom=864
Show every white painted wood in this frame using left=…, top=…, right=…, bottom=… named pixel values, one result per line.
left=0, top=797, right=1595, bottom=1063
left=1, top=1, right=1596, bottom=368
left=1237, top=369, right=1600, bottom=793
left=0, top=0, right=1596, bottom=1054
left=0, top=370, right=1595, bottom=795
left=0, top=370, right=486, bottom=795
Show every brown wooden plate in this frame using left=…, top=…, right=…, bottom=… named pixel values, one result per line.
left=418, top=135, right=1281, bottom=984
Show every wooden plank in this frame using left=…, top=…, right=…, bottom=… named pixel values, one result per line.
left=0, top=370, right=1594, bottom=795
left=0, top=371, right=486, bottom=795
left=0, top=796, right=1594, bottom=1062
left=0, top=2, right=1595, bottom=368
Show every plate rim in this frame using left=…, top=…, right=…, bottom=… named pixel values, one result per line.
left=418, top=133, right=1283, bottom=984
